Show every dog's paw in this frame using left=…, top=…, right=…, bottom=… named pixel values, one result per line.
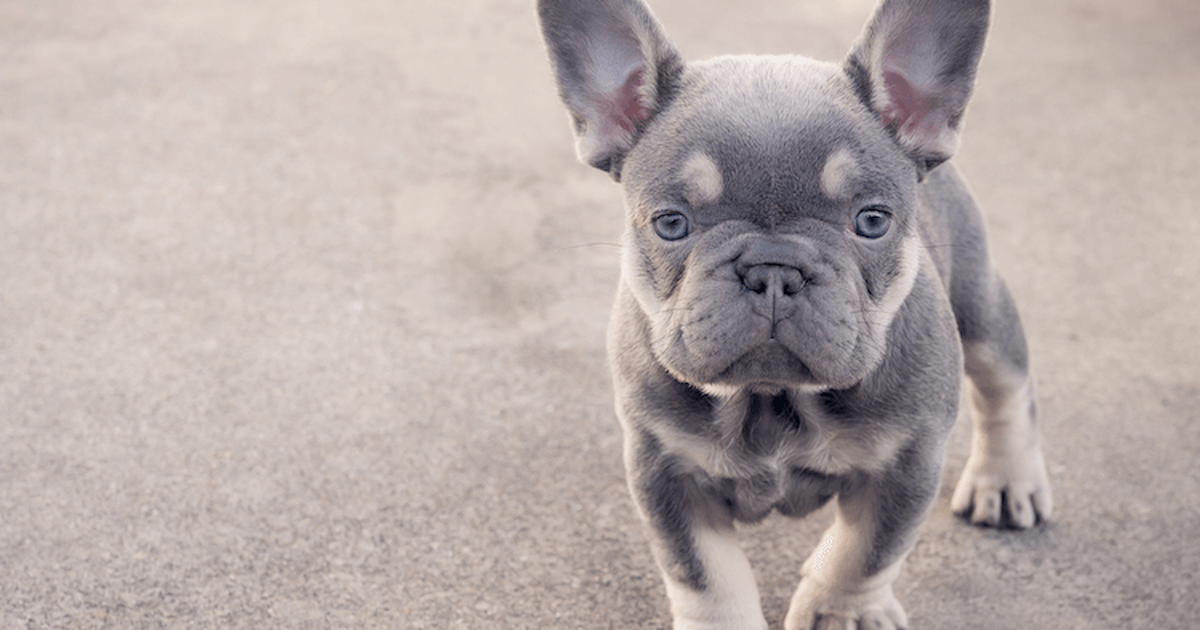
left=784, top=580, right=907, bottom=630
left=951, top=442, right=1053, bottom=529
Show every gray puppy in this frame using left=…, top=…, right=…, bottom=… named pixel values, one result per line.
left=537, top=0, right=1053, bottom=628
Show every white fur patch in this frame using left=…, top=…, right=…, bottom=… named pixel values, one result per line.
left=864, top=234, right=921, bottom=339
left=662, top=525, right=768, bottom=630
left=620, top=230, right=662, bottom=316
left=819, top=147, right=860, bottom=201
left=680, top=152, right=724, bottom=206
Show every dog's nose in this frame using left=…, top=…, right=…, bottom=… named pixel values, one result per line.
left=738, top=264, right=806, bottom=297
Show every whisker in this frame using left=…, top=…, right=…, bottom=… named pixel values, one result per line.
left=554, top=241, right=622, bottom=252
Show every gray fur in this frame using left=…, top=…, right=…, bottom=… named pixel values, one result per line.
left=537, top=0, right=1053, bottom=627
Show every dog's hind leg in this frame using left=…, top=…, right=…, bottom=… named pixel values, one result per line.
left=921, top=164, right=1053, bottom=530
left=952, top=299, right=1054, bottom=528
left=947, top=245, right=1053, bottom=528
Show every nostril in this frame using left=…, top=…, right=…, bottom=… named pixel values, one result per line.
left=741, top=267, right=769, bottom=294
left=743, top=278, right=767, bottom=293
left=780, top=266, right=805, bottom=296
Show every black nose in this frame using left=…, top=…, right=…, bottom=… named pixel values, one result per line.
left=738, top=263, right=807, bottom=297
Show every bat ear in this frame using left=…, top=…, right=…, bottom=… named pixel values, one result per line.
left=846, top=0, right=990, bottom=171
left=537, top=0, right=683, bottom=179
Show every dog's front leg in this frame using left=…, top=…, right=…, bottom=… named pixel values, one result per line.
left=784, top=448, right=942, bottom=630
left=626, top=431, right=769, bottom=630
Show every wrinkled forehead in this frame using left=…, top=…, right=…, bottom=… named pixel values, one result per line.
left=681, top=56, right=854, bottom=145
left=624, top=55, right=908, bottom=208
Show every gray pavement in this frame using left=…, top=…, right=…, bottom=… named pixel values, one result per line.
left=1, top=0, right=1198, bottom=628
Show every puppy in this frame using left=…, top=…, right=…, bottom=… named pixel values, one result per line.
left=537, top=1, right=1053, bottom=628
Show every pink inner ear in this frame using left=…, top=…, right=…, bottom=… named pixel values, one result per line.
left=604, top=67, right=651, bottom=134
left=880, top=70, right=931, bottom=132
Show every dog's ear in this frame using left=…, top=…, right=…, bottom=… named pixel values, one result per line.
left=537, top=0, right=683, bottom=179
left=846, top=0, right=990, bottom=172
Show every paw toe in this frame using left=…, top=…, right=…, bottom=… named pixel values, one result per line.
left=1005, top=491, right=1036, bottom=529
left=969, top=488, right=1003, bottom=526
left=1031, top=486, right=1054, bottom=521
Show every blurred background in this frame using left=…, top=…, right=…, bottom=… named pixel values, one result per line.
left=1, top=0, right=1197, bottom=628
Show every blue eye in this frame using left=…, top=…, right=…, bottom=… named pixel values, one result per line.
left=653, top=212, right=690, bottom=241
left=853, top=207, right=891, bottom=239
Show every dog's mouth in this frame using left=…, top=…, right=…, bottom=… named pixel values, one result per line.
left=660, top=302, right=882, bottom=393
left=710, top=339, right=820, bottom=390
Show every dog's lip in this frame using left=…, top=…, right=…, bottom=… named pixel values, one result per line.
left=711, top=340, right=819, bottom=389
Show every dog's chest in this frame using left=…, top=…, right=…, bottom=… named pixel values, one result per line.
left=674, top=392, right=904, bottom=522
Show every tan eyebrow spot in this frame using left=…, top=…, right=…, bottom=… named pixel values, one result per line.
left=820, top=147, right=860, bottom=201
left=680, top=152, right=723, bottom=206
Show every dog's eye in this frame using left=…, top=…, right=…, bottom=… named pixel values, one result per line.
left=853, top=207, right=891, bottom=239
left=653, top=212, right=690, bottom=241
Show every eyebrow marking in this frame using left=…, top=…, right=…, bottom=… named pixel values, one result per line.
left=820, top=147, right=860, bottom=201
left=680, top=151, right=724, bottom=206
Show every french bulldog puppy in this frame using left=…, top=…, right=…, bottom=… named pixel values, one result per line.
left=537, top=0, right=1053, bottom=628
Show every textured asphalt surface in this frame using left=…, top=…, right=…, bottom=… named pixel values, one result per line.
left=2, top=0, right=1198, bottom=628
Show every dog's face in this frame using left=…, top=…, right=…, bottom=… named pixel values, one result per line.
left=617, top=56, right=921, bottom=392
left=539, top=0, right=987, bottom=395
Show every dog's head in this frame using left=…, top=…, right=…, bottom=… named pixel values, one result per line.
left=539, top=0, right=988, bottom=392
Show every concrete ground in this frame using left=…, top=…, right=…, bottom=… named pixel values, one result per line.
left=1, top=0, right=1197, bottom=628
